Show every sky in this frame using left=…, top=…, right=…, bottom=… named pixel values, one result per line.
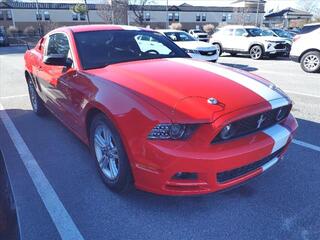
left=20, top=0, right=308, bottom=12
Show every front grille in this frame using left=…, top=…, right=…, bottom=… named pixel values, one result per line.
left=199, top=50, right=217, bottom=56
left=217, top=147, right=284, bottom=183
left=275, top=44, right=286, bottom=49
left=212, top=104, right=292, bottom=143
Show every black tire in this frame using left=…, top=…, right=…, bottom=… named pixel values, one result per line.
left=89, top=113, right=133, bottom=193
left=27, top=77, right=46, bottom=116
left=249, top=45, right=263, bottom=60
left=212, top=43, right=222, bottom=56
left=300, top=51, right=320, bottom=73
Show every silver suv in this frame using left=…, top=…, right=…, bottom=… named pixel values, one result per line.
left=210, top=25, right=289, bottom=59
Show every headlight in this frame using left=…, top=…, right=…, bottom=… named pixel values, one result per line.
left=181, top=48, right=199, bottom=54
left=148, top=123, right=198, bottom=140
left=219, top=123, right=236, bottom=140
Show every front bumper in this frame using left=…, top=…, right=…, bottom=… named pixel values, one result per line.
left=188, top=52, right=219, bottom=62
left=265, top=43, right=289, bottom=55
left=132, top=114, right=298, bottom=195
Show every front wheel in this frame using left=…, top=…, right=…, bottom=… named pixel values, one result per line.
left=249, top=45, right=263, bottom=60
left=27, top=78, right=46, bottom=115
left=300, top=51, right=320, bottom=73
left=89, top=114, right=132, bottom=192
left=212, top=43, right=222, bottom=56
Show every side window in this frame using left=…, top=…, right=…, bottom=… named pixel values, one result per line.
left=46, top=33, right=70, bottom=58
left=222, top=29, right=233, bottom=36
left=235, top=29, right=246, bottom=36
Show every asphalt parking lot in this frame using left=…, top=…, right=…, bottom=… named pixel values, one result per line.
left=0, top=46, right=319, bottom=240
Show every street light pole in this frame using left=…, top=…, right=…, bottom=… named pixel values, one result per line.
left=83, top=0, right=91, bottom=24
left=255, top=0, right=260, bottom=26
left=165, top=0, right=168, bottom=28
left=35, top=0, right=42, bottom=36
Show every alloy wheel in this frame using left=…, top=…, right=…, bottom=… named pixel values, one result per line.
left=94, top=124, right=120, bottom=181
left=303, top=54, right=320, bottom=72
left=28, top=82, right=38, bottom=112
left=250, top=46, right=262, bottom=60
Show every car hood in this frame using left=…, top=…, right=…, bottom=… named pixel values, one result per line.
left=255, top=36, right=287, bottom=42
left=87, top=58, right=289, bottom=123
left=175, top=41, right=217, bottom=51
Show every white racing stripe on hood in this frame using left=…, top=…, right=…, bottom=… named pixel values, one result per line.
left=168, top=58, right=289, bottom=109
left=263, top=124, right=291, bottom=153
left=262, top=157, right=279, bottom=172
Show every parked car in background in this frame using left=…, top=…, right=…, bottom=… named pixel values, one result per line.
left=188, top=29, right=209, bottom=42
left=24, top=25, right=297, bottom=195
left=290, top=23, right=320, bottom=73
left=210, top=25, right=289, bottom=59
left=261, top=28, right=292, bottom=55
left=158, top=29, right=218, bottom=62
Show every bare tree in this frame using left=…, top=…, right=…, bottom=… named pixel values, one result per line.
left=97, top=0, right=129, bottom=24
left=233, top=7, right=251, bottom=25
left=298, top=0, right=320, bottom=16
left=129, top=0, right=153, bottom=26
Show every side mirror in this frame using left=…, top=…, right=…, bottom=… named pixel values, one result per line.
left=242, top=32, right=249, bottom=37
left=43, top=54, right=73, bottom=68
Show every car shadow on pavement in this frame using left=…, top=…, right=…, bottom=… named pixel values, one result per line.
left=221, top=53, right=290, bottom=61
left=0, top=46, right=28, bottom=55
left=219, top=62, right=258, bottom=72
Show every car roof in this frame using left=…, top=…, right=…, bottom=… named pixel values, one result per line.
left=220, top=25, right=257, bottom=29
left=52, top=24, right=152, bottom=33
left=304, top=22, right=320, bottom=26
left=157, top=29, right=185, bottom=33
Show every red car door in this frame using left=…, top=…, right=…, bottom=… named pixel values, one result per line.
left=36, top=32, right=82, bottom=131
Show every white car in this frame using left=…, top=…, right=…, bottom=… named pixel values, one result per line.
left=188, top=29, right=209, bottom=42
left=210, top=25, right=289, bottom=60
left=290, top=23, right=320, bottom=73
left=158, top=30, right=218, bottom=62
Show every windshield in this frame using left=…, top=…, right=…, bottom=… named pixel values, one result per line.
left=74, top=30, right=189, bottom=70
left=164, top=32, right=196, bottom=42
left=272, top=29, right=293, bottom=38
left=246, top=28, right=263, bottom=37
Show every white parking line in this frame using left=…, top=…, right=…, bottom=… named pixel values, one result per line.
left=293, top=139, right=320, bottom=152
left=0, top=102, right=84, bottom=240
left=283, top=90, right=320, bottom=99
left=0, top=94, right=29, bottom=100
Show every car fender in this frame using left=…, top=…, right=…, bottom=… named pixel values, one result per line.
left=248, top=42, right=265, bottom=53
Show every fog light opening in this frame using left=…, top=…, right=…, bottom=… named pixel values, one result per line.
left=172, top=172, right=198, bottom=180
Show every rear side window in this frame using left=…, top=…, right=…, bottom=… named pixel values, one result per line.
left=300, top=25, right=320, bottom=34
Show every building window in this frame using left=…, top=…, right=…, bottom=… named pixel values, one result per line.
left=79, top=13, right=86, bottom=21
left=6, top=10, right=12, bottom=20
left=222, top=15, right=227, bottom=22
left=44, top=11, right=50, bottom=21
left=196, top=13, right=200, bottom=21
left=228, top=13, right=232, bottom=20
left=202, top=13, right=206, bottom=21
left=174, top=12, right=179, bottom=21
left=72, top=12, right=78, bottom=21
left=0, top=11, right=4, bottom=20
left=168, top=13, right=173, bottom=21
left=36, top=12, right=42, bottom=20
left=144, top=12, right=150, bottom=21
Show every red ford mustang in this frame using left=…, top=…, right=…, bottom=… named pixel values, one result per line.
left=24, top=25, right=298, bottom=195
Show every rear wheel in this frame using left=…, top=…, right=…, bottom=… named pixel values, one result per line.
left=300, top=51, right=320, bottom=73
left=89, top=113, right=132, bottom=192
left=249, top=45, right=263, bottom=60
left=27, top=77, right=46, bottom=116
